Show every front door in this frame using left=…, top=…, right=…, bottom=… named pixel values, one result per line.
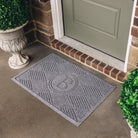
left=62, top=0, right=134, bottom=61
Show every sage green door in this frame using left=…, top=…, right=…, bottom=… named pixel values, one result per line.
left=62, top=0, right=134, bottom=61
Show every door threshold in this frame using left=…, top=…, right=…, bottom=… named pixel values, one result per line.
left=59, top=36, right=125, bottom=72
left=50, top=39, right=128, bottom=83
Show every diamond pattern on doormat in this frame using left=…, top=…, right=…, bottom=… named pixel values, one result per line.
left=12, top=53, right=116, bottom=126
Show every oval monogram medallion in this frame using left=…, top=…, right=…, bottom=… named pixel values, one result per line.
left=50, top=74, right=78, bottom=92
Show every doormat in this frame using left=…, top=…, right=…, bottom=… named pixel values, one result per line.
left=12, top=53, right=116, bottom=126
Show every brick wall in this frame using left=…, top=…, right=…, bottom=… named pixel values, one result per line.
left=128, top=0, right=138, bottom=70
left=24, top=0, right=54, bottom=45
left=23, top=0, right=36, bottom=45
left=30, top=0, right=54, bottom=46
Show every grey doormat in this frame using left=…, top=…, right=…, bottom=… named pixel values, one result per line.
left=12, top=53, right=116, bottom=126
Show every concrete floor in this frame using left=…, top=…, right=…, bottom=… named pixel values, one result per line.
left=0, top=42, right=130, bottom=138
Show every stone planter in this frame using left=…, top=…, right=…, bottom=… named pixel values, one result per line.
left=0, top=22, right=29, bottom=69
left=127, top=121, right=138, bottom=138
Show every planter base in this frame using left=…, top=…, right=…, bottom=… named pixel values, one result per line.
left=8, top=53, right=29, bottom=69
left=127, top=121, right=138, bottom=138
left=130, top=128, right=138, bottom=138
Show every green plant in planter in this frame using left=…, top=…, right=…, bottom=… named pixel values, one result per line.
left=118, top=64, right=138, bottom=133
left=0, top=0, right=30, bottom=30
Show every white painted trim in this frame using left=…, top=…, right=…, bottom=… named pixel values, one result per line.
left=50, top=0, right=64, bottom=39
left=50, top=0, right=136, bottom=72
left=124, top=0, right=137, bottom=72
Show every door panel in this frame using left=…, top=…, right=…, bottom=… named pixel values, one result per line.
left=74, top=0, right=120, bottom=38
left=62, top=0, right=134, bottom=61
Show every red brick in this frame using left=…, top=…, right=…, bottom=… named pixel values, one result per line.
left=61, top=44, right=68, bottom=52
left=135, top=7, right=138, bottom=16
left=32, top=0, right=51, bottom=11
left=70, top=49, right=77, bottom=57
left=65, top=46, right=73, bottom=55
left=111, top=69, right=119, bottom=79
left=81, top=54, right=88, bottom=63
left=32, top=7, right=52, bottom=26
left=36, top=22, right=54, bottom=35
left=98, top=62, right=106, bottom=72
left=104, top=65, right=113, bottom=75
left=86, top=57, right=94, bottom=66
left=36, top=31, right=51, bottom=46
left=75, top=51, right=83, bottom=60
left=56, top=42, right=63, bottom=50
left=92, top=60, right=100, bottom=69
left=131, top=26, right=138, bottom=37
left=133, top=17, right=138, bottom=26
left=117, top=72, right=126, bottom=82
left=51, top=39, right=58, bottom=48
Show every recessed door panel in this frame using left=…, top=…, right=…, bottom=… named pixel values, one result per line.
left=62, top=0, right=134, bottom=61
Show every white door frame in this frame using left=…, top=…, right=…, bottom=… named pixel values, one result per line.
left=50, top=0, right=137, bottom=72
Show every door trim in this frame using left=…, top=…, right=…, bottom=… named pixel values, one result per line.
left=50, top=0, right=137, bottom=72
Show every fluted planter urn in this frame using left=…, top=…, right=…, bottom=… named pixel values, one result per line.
left=0, top=22, right=29, bottom=69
